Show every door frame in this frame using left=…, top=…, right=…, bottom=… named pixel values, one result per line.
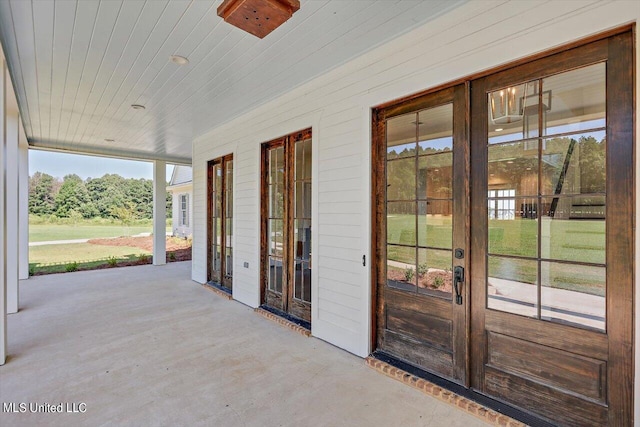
left=207, top=153, right=233, bottom=290
left=468, top=31, right=634, bottom=426
left=260, top=128, right=313, bottom=323
left=371, top=85, right=470, bottom=384
left=370, top=25, right=634, bottom=425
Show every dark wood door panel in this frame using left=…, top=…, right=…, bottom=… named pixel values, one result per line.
left=484, top=366, right=608, bottom=427
left=386, top=305, right=452, bottom=352
left=385, top=288, right=451, bottom=321
left=487, top=332, right=606, bottom=403
left=382, top=329, right=453, bottom=379
left=289, top=298, right=310, bottom=323
left=485, top=310, right=608, bottom=360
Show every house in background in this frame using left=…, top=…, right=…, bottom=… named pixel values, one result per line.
left=167, top=166, right=193, bottom=238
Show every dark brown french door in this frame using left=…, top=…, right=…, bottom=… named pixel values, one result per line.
left=373, top=30, right=633, bottom=426
left=261, top=129, right=312, bottom=323
left=373, top=85, right=469, bottom=383
left=207, top=154, right=233, bottom=290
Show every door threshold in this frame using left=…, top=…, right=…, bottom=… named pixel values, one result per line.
left=203, top=282, right=232, bottom=300
left=368, top=351, right=555, bottom=427
left=255, top=305, right=311, bottom=337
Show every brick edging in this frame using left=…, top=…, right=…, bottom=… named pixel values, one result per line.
left=254, top=308, right=311, bottom=337
left=201, top=284, right=233, bottom=300
left=365, top=357, right=526, bottom=427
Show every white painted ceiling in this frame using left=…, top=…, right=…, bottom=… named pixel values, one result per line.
left=0, top=0, right=465, bottom=164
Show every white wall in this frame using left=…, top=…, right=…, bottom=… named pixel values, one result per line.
left=192, top=0, right=639, bottom=381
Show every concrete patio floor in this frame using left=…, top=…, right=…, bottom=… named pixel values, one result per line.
left=0, top=262, right=487, bottom=427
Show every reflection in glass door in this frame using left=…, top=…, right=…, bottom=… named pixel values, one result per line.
left=374, top=85, right=468, bottom=383
left=261, top=129, right=312, bottom=324
left=470, top=33, right=633, bottom=425
left=208, top=154, right=233, bottom=291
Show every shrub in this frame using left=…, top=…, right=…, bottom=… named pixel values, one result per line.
left=138, top=254, right=150, bottom=263
left=404, top=267, right=415, bottom=282
left=65, top=262, right=79, bottom=272
left=417, top=263, right=428, bottom=277
left=169, top=252, right=176, bottom=261
left=433, top=276, right=444, bottom=288
left=107, top=256, right=118, bottom=267
left=28, top=265, right=35, bottom=276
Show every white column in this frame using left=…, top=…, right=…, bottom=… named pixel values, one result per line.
left=153, top=161, right=166, bottom=266
left=0, top=59, right=8, bottom=364
left=18, top=123, right=28, bottom=280
left=5, top=89, right=18, bottom=314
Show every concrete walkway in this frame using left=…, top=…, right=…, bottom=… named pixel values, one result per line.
left=0, top=262, right=487, bottom=427
left=28, top=232, right=176, bottom=247
left=28, top=238, right=89, bottom=246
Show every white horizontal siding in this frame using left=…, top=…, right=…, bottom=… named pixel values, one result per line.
left=192, top=0, right=640, bottom=364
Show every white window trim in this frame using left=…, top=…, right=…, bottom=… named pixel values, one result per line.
left=179, top=194, right=189, bottom=227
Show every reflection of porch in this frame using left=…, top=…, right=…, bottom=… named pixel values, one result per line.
left=489, top=278, right=605, bottom=330
left=0, top=262, right=486, bottom=426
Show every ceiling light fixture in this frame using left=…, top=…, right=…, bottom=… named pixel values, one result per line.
left=495, top=128, right=504, bottom=132
left=170, top=55, right=189, bottom=65
left=131, top=104, right=146, bottom=110
left=217, top=0, right=300, bottom=39
left=489, top=83, right=529, bottom=125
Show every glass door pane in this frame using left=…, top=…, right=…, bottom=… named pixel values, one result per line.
left=293, top=138, right=311, bottom=303
left=267, top=146, right=285, bottom=295
left=211, top=163, right=222, bottom=283
left=485, top=63, right=607, bottom=331
left=225, top=159, right=233, bottom=281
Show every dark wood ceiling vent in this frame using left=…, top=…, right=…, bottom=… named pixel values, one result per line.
left=217, top=0, right=300, bottom=39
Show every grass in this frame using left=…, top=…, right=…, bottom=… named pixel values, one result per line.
left=30, top=254, right=144, bottom=275
left=29, top=243, right=150, bottom=265
left=387, top=214, right=606, bottom=295
left=29, top=224, right=158, bottom=242
left=29, top=242, right=153, bottom=275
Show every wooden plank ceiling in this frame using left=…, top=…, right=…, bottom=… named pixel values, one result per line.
left=0, top=0, right=465, bottom=164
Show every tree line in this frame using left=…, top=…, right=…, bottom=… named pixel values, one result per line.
left=29, top=172, right=172, bottom=221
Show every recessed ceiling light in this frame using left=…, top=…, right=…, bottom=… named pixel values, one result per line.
left=104, top=138, right=115, bottom=142
left=170, top=55, right=189, bottom=65
left=495, top=128, right=504, bottom=132
left=526, top=167, right=532, bottom=170
left=131, top=104, right=146, bottom=110
left=507, top=160, right=514, bottom=164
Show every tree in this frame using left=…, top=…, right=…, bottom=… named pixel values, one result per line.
left=111, top=202, right=137, bottom=235
left=28, top=172, right=58, bottom=215
left=54, top=174, right=97, bottom=218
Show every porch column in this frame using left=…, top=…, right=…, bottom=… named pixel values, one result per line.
left=18, top=123, right=28, bottom=280
left=5, top=83, right=19, bottom=314
left=153, top=160, right=166, bottom=266
left=0, top=59, right=8, bottom=364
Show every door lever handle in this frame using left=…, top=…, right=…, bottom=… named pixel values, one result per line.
left=453, top=266, right=464, bottom=305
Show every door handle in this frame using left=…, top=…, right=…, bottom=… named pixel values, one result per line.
left=453, top=266, right=464, bottom=305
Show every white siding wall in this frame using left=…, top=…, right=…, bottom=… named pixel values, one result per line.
left=193, top=0, right=640, bottom=373
left=170, top=185, right=193, bottom=238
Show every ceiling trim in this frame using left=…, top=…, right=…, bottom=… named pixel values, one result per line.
left=28, top=142, right=192, bottom=166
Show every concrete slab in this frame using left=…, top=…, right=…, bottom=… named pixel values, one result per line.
left=0, top=262, right=488, bottom=426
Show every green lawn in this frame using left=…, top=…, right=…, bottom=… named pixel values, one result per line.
left=387, top=214, right=606, bottom=295
left=29, top=224, right=171, bottom=242
left=29, top=243, right=150, bottom=265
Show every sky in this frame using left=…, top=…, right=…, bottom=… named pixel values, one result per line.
left=29, top=150, right=175, bottom=181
